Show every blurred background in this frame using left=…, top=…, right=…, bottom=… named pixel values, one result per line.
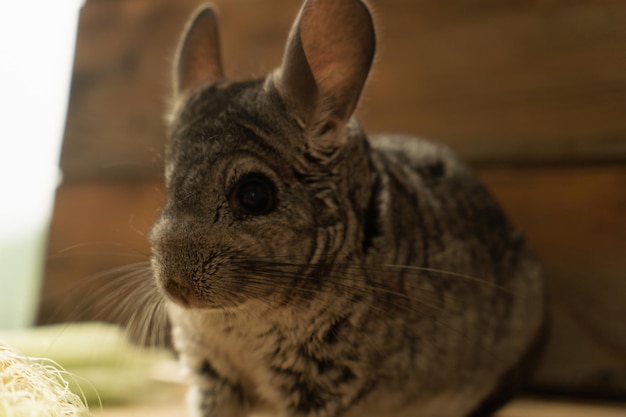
left=35, top=0, right=625, bottom=401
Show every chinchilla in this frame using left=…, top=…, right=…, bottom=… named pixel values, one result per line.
left=149, top=1, right=545, bottom=416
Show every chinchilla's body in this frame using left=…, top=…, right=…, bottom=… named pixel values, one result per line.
left=149, top=1, right=545, bottom=416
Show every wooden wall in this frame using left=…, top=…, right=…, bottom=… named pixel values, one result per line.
left=41, top=0, right=626, bottom=398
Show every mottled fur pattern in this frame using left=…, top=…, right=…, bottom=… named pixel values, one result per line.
left=149, top=1, right=545, bottom=416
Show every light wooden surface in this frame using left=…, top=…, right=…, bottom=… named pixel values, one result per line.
left=498, top=399, right=626, bottom=417
left=98, top=398, right=626, bottom=417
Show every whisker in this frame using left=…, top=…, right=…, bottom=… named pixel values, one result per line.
left=233, top=255, right=512, bottom=294
left=233, top=262, right=510, bottom=363
left=380, top=264, right=511, bottom=293
left=42, top=259, right=170, bottom=348
left=49, top=242, right=150, bottom=259
left=236, top=261, right=464, bottom=309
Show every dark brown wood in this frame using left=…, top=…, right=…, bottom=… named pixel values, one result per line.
left=60, top=0, right=626, bottom=180
left=40, top=165, right=626, bottom=396
left=478, top=166, right=626, bottom=398
left=40, top=182, right=163, bottom=325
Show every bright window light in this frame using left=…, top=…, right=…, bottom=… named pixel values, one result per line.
left=0, top=1, right=83, bottom=328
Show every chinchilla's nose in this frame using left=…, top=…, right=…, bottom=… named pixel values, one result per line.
left=162, top=274, right=194, bottom=307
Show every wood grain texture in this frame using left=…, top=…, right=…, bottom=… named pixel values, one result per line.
left=478, top=165, right=626, bottom=397
left=498, top=398, right=626, bottom=417
left=40, top=165, right=626, bottom=396
left=60, top=0, right=626, bottom=180
left=40, top=183, right=163, bottom=325
left=97, top=398, right=626, bottom=417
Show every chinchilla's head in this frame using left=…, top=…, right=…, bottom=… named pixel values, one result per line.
left=150, top=0, right=376, bottom=310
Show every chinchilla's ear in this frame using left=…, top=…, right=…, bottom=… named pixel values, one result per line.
left=273, top=0, right=375, bottom=133
left=174, top=5, right=224, bottom=96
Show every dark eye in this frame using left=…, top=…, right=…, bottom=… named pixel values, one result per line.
left=231, top=174, right=276, bottom=216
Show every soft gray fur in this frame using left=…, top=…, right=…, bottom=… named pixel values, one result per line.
left=149, top=1, right=545, bottom=416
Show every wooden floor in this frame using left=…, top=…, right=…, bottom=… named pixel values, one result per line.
left=498, top=398, right=626, bottom=417
left=100, top=398, right=626, bottom=417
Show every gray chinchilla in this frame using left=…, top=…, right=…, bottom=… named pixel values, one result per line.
left=149, top=1, right=545, bottom=416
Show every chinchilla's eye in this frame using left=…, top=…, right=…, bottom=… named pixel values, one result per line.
left=230, top=173, right=276, bottom=216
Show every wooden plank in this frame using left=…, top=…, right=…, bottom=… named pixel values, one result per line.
left=498, top=398, right=626, bottom=417
left=98, top=397, right=626, bottom=417
left=60, top=0, right=626, bottom=180
left=61, top=0, right=197, bottom=181
left=40, top=183, right=163, bottom=325
left=40, top=165, right=626, bottom=396
left=478, top=165, right=626, bottom=398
